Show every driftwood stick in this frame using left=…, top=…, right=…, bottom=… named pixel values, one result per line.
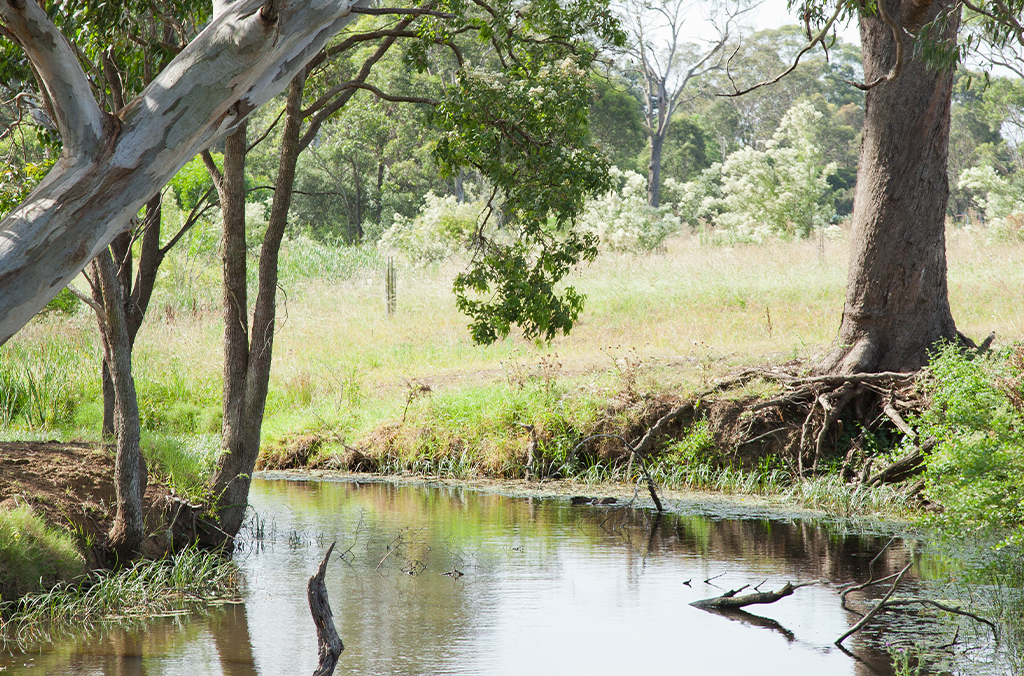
left=309, top=542, right=344, bottom=676
left=572, top=434, right=664, bottom=512
left=835, top=562, right=912, bottom=646
left=691, top=581, right=815, bottom=610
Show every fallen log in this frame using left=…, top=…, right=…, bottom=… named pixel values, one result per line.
left=309, top=542, right=344, bottom=676
left=691, top=581, right=815, bottom=610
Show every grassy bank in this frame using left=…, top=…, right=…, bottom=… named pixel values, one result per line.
left=2, top=227, right=1023, bottom=512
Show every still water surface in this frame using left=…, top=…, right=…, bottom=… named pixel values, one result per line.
left=5, top=478, right=929, bottom=675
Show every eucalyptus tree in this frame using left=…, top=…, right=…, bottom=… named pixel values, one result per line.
left=195, top=1, right=623, bottom=545
left=0, top=0, right=218, bottom=559
left=0, top=0, right=622, bottom=551
left=618, top=0, right=756, bottom=206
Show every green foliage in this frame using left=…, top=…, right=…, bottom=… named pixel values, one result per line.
left=430, top=0, right=623, bottom=343
left=0, top=340, right=87, bottom=430
left=0, top=158, right=56, bottom=220
left=0, top=507, right=85, bottom=604
left=40, top=288, right=81, bottom=316
left=169, top=154, right=219, bottom=213
left=920, top=344, right=1024, bottom=546
left=141, top=434, right=222, bottom=503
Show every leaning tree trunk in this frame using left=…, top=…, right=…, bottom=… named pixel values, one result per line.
left=819, top=0, right=961, bottom=374
left=0, top=0, right=367, bottom=347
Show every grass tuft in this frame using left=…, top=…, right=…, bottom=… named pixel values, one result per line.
left=0, top=507, right=85, bottom=604
left=2, top=545, right=241, bottom=648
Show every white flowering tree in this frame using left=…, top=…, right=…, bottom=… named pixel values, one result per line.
left=578, top=167, right=679, bottom=252
left=715, top=100, right=837, bottom=240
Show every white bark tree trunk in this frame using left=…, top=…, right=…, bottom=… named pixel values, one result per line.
left=0, top=0, right=367, bottom=345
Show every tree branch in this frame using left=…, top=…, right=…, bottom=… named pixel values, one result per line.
left=0, top=0, right=109, bottom=157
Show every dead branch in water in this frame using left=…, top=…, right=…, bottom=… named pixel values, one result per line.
left=835, top=559, right=998, bottom=647
left=691, top=581, right=816, bottom=610
left=573, top=433, right=663, bottom=512
left=309, top=542, right=344, bottom=676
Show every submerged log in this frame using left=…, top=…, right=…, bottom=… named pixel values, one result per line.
left=309, top=542, right=344, bottom=676
left=691, top=582, right=814, bottom=610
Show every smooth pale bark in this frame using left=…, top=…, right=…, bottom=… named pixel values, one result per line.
left=0, top=0, right=367, bottom=346
left=819, top=0, right=961, bottom=374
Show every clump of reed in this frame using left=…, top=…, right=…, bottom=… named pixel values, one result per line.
left=2, top=545, right=241, bottom=648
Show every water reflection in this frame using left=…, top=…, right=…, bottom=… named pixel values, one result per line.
left=3, top=478, right=945, bottom=675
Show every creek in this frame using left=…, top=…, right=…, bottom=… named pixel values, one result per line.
left=0, top=477, right=1004, bottom=675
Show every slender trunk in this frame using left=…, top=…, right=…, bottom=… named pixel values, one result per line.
left=818, top=0, right=960, bottom=374
left=209, top=72, right=307, bottom=544
left=648, top=131, right=664, bottom=208
left=93, top=250, right=146, bottom=561
left=101, top=195, right=162, bottom=437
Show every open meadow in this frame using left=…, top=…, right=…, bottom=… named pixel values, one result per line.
left=3, top=223, right=1023, bottom=492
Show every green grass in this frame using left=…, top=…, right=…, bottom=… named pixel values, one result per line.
left=0, top=507, right=85, bottom=604
left=2, top=545, right=241, bottom=648
left=4, top=225, right=1024, bottom=500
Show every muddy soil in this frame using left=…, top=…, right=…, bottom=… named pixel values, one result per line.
left=0, top=441, right=172, bottom=564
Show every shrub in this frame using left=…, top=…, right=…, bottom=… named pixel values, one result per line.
left=578, top=167, right=680, bottom=252
left=377, top=192, right=487, bottom=264
left=0, top=507, right=85, bottom=603
left=919, top=343, right=1024, bottom=545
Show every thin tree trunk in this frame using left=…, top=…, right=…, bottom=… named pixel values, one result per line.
left=819, top=0, right=960, bottom=374
left=92, top=251, right=146, bottom=561
left=648, top=130, right=664, bottom=208
left=101, top=194, right=162, bottom=437
left=209, top=72, right=307, bottom=545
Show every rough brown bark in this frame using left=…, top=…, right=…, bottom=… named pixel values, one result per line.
left=91, top=251, right=146, bottom=561
left=819, top=0, right=961, bottom=374
left=208, top=73, right=307, bottom=545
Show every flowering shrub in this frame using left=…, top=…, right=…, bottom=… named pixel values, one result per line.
left=672, top=101, right=837, bottom=242
left=377, top=192, right=487, bottom=264
left=957, top=165, right=1024, bottom=241
left=578, top=167, right=680, bottom=252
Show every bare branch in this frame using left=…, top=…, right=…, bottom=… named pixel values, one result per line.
left=722, top=0, right=852, bottom=97
left=850, top=0, right=907, bottom=90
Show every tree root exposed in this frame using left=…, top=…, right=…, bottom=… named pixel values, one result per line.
left=616, top=363, right=934, bottom=490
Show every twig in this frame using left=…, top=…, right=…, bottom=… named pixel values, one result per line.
left=835, top=562, right=913, bottom=646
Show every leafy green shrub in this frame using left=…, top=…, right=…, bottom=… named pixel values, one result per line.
left=920, top=343, right=1024, bottom=545
left=0, top=507, right=85, bottom=603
